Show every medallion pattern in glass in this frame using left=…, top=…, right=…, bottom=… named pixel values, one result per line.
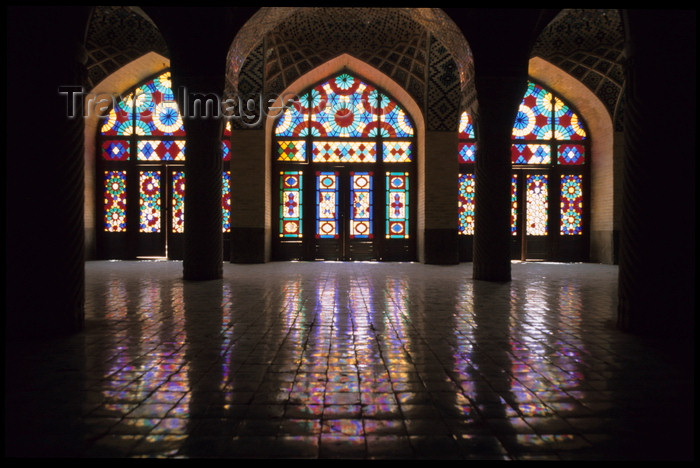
left=458, top=173, right=475, bottom=235
left=222, top=172, right=231, bottom=233
left=139, top=171, right=161, bottom=233
left=171, top=171, right=185, bottom=233
left=386, top=172, right=409, bottom=239
left=513, top=82, right=553, bottom=140
left=350, top=172, right=373, bottom=239
left=280, top=171, right=303, bottom=238
left=104, top=171, right=127, bottom=232
left=560, top=175, right=583, bottom=235
left=526, top=174, right=548, bottom=236
left=316, top=172, right=339, bottom=238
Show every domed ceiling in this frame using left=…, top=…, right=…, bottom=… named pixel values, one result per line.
left=84, top=7, right=626, bottom=129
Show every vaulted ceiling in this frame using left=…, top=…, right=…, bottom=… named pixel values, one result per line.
left=84, top=7, right=626, bottom=129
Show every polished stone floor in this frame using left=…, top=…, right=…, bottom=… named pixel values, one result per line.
left=5, top=261, right=694, bottom=459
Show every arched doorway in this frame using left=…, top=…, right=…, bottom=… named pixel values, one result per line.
left=458, top=80, right=590, bottom=262
left=271, top=71, right=416, bottom=261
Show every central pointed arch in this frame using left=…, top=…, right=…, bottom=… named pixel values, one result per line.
left=264, top=54, right=426, bottom=261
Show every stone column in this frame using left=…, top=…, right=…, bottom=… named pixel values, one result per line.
left=174, top=74, right=225, bottom=280
left=7, top=6, right=91, bottom=337
left=617, top=10, right=695, bottom=338
left=472, top=75, right=528, bottom=282
left=422, top=131, right=460, bottom=264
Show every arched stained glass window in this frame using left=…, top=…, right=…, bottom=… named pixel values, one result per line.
left=458, top=80, right=589, bottom=261
left=273, top=72, right=415, bottom=261
left=97, top=71, right=232, bottom=259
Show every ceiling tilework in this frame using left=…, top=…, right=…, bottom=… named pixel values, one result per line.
left=85, top=6, right=169, bottom=90
left=532, top=9, right=625, bottom=130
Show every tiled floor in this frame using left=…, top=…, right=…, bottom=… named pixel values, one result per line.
left=5, top=261, right=694, bottom=460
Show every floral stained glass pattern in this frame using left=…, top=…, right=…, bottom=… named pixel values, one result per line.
left=133, top=72, right=185, bottom=136
left=526, top=174, right=548, bottom=236
left=386, top=172, right=409, bottom=239
left=311, top=74, right=376, bottom=138
left=458, top=173, right=475, bottom=235
left=560, top=175, right=583, bottom=235
left=513, top=82, right=553, bottom=140
left=280, top=172, right=303, bottom=238
left=222, top=172, right=231, bottom=233
left=553, top=97, right=586, bottom=140
left=511, top=175, right=518, bottom=236
left=350, top=172, right=373, bottom=239
left=139, top=171, right=161, bottom=233
left=104, top=171, right=127, bottom=232
left=171, top=172, right=185, bottom=233
left=316, top=172, right=339, bottom=238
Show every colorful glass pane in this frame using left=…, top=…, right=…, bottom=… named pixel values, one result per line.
left=104, top=171, right=127, bottom=232
left=458, top=142, right=476, bottom=163
left=511, top=174, right=518, bottom=236
left=557, top=144, right=585, bottom=165
left=222, top=171, right=231, bottom=233
left=277, top=140, right=307, bottom=162
left=171, top=171, right=185, bottom=233
left=280, top=171, right=303, bottom=238
left=383, top=141, right=412, bottom=162
left=222, top=139, right=231, bottom=161
left=459, top=111, right=475, bottom=139
left=386, top=172, right=409, bottom=239
left=134, top=72, right=185, bottom=136
left=512, top=82, right=552, bottom=139
left=560, top=175, right=583, bottom=235
left=139, top=171, right=161, bottom=233
left=511, top=144, right=551, bottom=164
left=379, top=95, right=414, bottom=137
left=316, top=172, right=339, bottom=238
left=553, top=97, right=586, bottom=140
left=101, top=140, right=130, bottom=161
left=137, top=140, right=186, bottom=161
left=275, top=92, right=311, bottom=137
left=311, top=75, right=375, bottom=138
left=312, top=141, right=377, bottom=163
left=526, top=174, right=548, bottom=236
left=224, top=120, right=232, bottom=136
left=350, top=172, right=373, bottom=239
left=100, top=97, right=132, bottom=136
left=458, top=173, right=475, bottom=235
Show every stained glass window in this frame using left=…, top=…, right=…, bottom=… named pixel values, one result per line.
left=222, top=172, right=231, bottom=233
left=350, top=172, right=373, bottom=239
left=457, top=80, right=588, bottom=258
left=104, top=171, right=127, bottom=232
left=458, top=173, right=475, bottom=235
left=560, top=175, right=583, bottom=235
left=511, top=175, right=518, bottom=236
left=274, top=72, right=414, bottom=245
left=526, top=174, right=548, bottom=236
left=171, top=171, right=185, bottom=233
left=280, top=171, right=303, bottom=238
left=316, top=172, right=339, bottom=238
left=100, top=71, right=234, bottom=242
left=386, top=172, right=409, bottom=239
left=458, top=112, right=477, bottom=235
left=139, top=171, right=161, bottom=233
